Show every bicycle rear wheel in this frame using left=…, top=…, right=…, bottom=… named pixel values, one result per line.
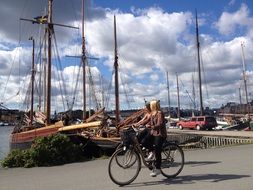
left=160, top=143, right=184, bottom=178
left=108, top=147, right=141, bottom=186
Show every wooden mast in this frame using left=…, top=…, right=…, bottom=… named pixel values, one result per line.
left=195, top=10, right=204, bottom=116
left=114, top=15, right=120, bottom=125
left=192, top=74, right=196, bottom=110
left=166, top=71, right=171, bottom=116
left=29, top=37, right=35, bottom=126
left=20, top=0, right=78, bottom=124
left=46, top=0, right=53, bottom=124
left=82, top=0, right=87, bottom=121
left=239, top=87, right=242, bottom=105
left=176, top=73, right=180, bottom=120
left=240, top=42, right=249, bottom=114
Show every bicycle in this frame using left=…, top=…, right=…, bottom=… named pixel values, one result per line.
left=108, top=126, right=185, bottom=186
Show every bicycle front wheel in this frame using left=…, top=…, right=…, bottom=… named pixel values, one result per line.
left=161, top=143, right=184, bottom=178
left=108, top=147, right=141, bottom=186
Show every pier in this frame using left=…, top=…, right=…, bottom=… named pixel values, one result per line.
left=168, top=129, right=253, bottom=148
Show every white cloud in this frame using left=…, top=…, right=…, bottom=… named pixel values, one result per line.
left=2, top=1, right=253, bottom=112
left=215, top=4, right=253, bottom=36
left=150, top=74, right=159, bottom=81
left=86, top=8, right=192, bottom=76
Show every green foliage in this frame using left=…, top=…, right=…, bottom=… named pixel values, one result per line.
left=1, top=149, right=25, bottom=167
left=1, top=134, right=85, bottom=168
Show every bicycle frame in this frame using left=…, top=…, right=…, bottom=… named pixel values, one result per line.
left=124, top=134, right=154, bottom=170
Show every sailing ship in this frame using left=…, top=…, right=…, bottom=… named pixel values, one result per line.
left=57, top=15, right=145, bottom=149
left=10, top=0, right=146, bottom=150
left=194, top=12, right=250, bottom=131
left=217, top=43, right=252, bottom=131
left=10, top=0, right=103, bottom=150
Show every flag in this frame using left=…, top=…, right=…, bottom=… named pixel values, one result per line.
left=33, top=15, right=48, bottom=24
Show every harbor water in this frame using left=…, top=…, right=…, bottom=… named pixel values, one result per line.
left=0, top=126, right=14, bottom=160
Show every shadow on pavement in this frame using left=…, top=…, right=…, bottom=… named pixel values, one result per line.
left=125, top=173, right=251, bottom=188
left=184, top=160, right=222, bottom=167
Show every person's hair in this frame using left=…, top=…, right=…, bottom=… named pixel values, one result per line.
left=150, top=100, right=157, bottom=111
left=145, top=102, right=151, bottom=112
left=156, top=100, right=161, bottom=110
left=149, top=100, right=161, bottom=112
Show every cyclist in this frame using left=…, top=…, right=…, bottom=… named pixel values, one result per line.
left=148, top=100, right=167, bottom=177
left=134, top=102, right=152, bottom=149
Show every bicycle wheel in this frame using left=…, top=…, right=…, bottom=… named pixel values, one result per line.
left=108, top=147, right=141, bottom=186
left=160, top=143, right=184, bottom=178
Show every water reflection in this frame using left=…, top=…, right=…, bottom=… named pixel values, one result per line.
left=0, top=126, right=14, bottom=160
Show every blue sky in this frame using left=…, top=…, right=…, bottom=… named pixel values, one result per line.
left=1, top=0, right=253, bottom=114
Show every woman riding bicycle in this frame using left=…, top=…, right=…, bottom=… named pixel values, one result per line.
left=134, top=102, right=152, bottom=149
left=108, top=100, right=184, bottom=185
left=148, top=100, right=167, bottom=177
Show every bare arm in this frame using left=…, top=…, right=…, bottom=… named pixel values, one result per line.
left=136, top=113, right=150, bottom=126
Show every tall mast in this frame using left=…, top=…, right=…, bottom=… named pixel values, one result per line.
left=43, top=35, right=47, bottom=112
left=20, top=0, right=78, bottom=123
left=166, top=71, right=171, bottom=116
left=239, top=87, right=242, bottom=105
left=114, top=15, right=120, bottom=125
left=46, top=0, right=53, bottom=124
left=240, top=42, right=249, bottom=114
left=241, top=42, right=250, bottom=114
left=176, top=73, right=180, bottom=119
left=192, top=74, right=196, bottom=109
left=82, top=0, right=87, bottom=120
left=195, top=10, right=204, bottom=116
left=29, top=37, right=35, bottom=126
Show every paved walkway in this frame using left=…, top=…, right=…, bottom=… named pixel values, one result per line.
left=0, top=144, right=253, bottom=190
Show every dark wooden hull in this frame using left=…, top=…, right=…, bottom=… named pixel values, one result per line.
left=10, top=125, right=61, bottom=150
left=90, top=137, right=121, bottom=149
left=10, top=141, right=33, bottom=150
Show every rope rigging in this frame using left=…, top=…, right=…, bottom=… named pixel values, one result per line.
left=69, top=59, right=82, bottom=110
left=119, top=67, right=132, bottom=109
left=103, top=60, right=135, bottom=110
left=104, top=69, right=114, bottom=110
left=179, top=78, right=196, bottom=108
left=117, top=53, right=135, bottom=109
left=199, top=47, right=209, bottom=101
left=86, top=61, right=101, bottom=110
left=52, top=32, right=70, bottom=111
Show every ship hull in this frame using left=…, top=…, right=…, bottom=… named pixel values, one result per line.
left=10, top=122, right=63, bottom=150
left=90, top=136, right=121, bottom=149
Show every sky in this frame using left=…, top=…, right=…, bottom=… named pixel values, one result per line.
left=1, top=0, right=253, bottom=114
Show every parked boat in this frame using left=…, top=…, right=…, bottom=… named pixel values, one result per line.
left=9, top=0, right=146, bottom=151
left=10, top=0, right=84, bottom=150
left=215, top=117, right=229, bottom=130
left=217, top=113, right=250, bottom=131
